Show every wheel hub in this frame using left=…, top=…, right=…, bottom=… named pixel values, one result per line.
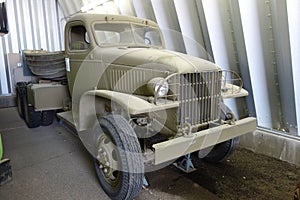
left=96, top=134, right=120, bottom=184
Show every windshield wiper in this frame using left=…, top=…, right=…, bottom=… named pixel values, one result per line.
left=126, top=45, right=150, bottom=49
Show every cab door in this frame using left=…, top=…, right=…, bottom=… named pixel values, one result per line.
left=65, top=21, right=92, bottom=97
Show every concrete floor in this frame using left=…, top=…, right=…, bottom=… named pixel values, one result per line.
left=0, top=108, right=220, bottom=200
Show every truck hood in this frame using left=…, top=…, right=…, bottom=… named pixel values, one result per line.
left=99, top=47, right=220, bottom=73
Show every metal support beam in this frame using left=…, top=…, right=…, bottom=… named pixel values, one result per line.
left=228, top=0, right=256, bottom=118
left=255, top=0, right=286, bottom=130
left=269, top=0, right=297, bottom=134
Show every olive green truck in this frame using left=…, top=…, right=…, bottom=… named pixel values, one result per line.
left=16, top=14, right=257, bottom=200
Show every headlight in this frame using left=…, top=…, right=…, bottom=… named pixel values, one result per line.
left=148, top=77, right=169, bottom=97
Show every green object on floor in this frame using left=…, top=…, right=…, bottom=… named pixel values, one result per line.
left=0, top=134, right=3, bottom=160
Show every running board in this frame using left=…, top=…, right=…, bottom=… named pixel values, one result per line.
left=57, top=111, right=76, bottom=130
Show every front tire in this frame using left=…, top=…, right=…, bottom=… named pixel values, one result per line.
left=93, top=115, right=144, bottom=200
left=198, top=102, right=240, bottom=163
left=201, top=137, right=240, bottom=163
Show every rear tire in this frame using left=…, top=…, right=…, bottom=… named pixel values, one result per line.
left=93, top=115, right=144, bottom=200
left=24, top=104, right=41, bottom=128
left=16, top=82, right=27, bottom=119
left=41, top=110, right=55, bottom=126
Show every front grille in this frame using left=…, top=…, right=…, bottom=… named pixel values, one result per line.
left=178, top=72, right=222, bottom=127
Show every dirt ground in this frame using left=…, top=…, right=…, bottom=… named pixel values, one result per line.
left=1, top=107, right=298, bottom=199
left=144, top=148, right=300, bottom=200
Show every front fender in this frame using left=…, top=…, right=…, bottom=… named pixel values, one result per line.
left=93, top=90, right=178, bottom=115
left=78, top=90, right=179, bottom=131
left=221, top=70, right=249, bottom=99
left=221, top=83, right=249, bottom=99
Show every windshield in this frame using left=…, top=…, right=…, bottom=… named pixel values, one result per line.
left=93, top=22, right=163, bottom=47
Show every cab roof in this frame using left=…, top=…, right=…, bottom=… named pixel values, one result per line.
left=68, top=13, right=159, bottom=27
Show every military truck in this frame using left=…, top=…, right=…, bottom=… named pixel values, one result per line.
left=16, top=14, right=257, bottom=200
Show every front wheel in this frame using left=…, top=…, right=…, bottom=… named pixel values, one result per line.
left=93, top=115, right=144, bottom=200
left=199, top=137, right=240, bottom=163
left=197, top=102, right=240, bottom=163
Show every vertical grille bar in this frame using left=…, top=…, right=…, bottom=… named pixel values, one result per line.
left=179, top=71, right=221, bottom=127
left=192, top=73, right=196, bottom=125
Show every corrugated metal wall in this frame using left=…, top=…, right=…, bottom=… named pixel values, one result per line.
left=0, top=0, right=299, bottom=137
left=0, top=0, right=62, bottom=94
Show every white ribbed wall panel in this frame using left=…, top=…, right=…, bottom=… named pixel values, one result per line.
left=202, top=0, right=239, bottom=117
left=0, top=38, right=8, bottom=94
left=103, top=2, right=119, bottom=14
left=92, top=5, right=108, bottom=14
left=0, top=0, right=62, bottom=94
left=151, top=0, right=186, bottom=53
left=239, top=0, right=273, bottom=128
left=114, top=0, right=135, bottom=16
left=132, top=0, right=156, bottom=21
left=173, top=0, right=208, bottom=59
left=201, top=0, right=229, bottom=70
left=6, top=0, right=62, bottom=51
left=1, top=0, right=299, bottom=136
left=287, top=0, right=300, bottom=136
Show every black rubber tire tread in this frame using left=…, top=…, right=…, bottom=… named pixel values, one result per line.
left=16, top=82, right=27, bottom=119
left=202, top=137, right=240, bottom=163
left=16, top=87, right=23, bottom=119
left=94, top=115, right=144, bottom=200
left=201, top=102, right=240, bottom=163
left=24, top=105, right=41, bottom=128
left=41, top=110, right=55, bottom=126
left=16, top=82, right=42, bottom=128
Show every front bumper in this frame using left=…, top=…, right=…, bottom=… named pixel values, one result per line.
left=152, top=117, right=257, bottom=165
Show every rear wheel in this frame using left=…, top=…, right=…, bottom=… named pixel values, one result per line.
left=16, top=82, right=42, bottom=128
left=93, top=115, right=144, bottom=200
left=16, top=82, right=27, bottom=119
left=24, top=104, right=41, bottom=128
left=41, top=110, right=55, bottom=126
left=198, top=103, right=240, bottom=163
